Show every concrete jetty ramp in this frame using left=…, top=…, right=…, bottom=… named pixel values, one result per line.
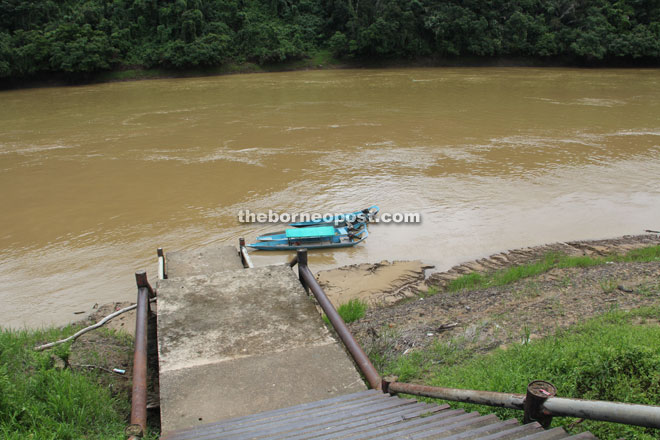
left=157, top=246, right=366, bottom=434
left=164, top=245, right=245, bottom=277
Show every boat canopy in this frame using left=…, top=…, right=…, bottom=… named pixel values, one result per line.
left=286, top=226, right=335, bottom=239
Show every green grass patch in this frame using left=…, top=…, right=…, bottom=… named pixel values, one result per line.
left=323, top=298, right=368, bottom=325
left=445, top=245, right=660, bottom=293
left=418, top=285, right=439, bottom=298
left=0, top=326, right=154, bottom=439
left=622, top=245, right=660, bottom=262
left=381, top=307, right=660, bottom=439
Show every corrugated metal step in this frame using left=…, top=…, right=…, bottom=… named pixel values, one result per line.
left=161, top=391, right=597, bottom=439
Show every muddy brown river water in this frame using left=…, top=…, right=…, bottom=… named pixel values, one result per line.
left=1, top=67, right=660, bottom=328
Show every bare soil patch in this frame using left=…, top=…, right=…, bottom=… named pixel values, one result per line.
left=68, top=331, right=134, bottom=400
left=316, top=260, right=433, bottom=307
left=86, top=301, right=138, bottom=337
left=69, top=301, right=161, bottom=427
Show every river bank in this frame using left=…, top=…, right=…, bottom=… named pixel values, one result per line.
left=70, top=233, right=660, bottom=333
left=344, top=232, right=659, bottom=350
left=4, top=51, right=659, bottom=91
left=3, top=233, right=659, bottom=438
left=329, top=233, right=660, bottom=439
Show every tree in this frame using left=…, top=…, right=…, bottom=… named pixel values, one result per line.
left=47, top=24, right=117, bottom=72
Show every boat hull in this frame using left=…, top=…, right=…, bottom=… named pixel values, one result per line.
left=248, top=228, right=368, bottom=251
left=257, top=224, right=356, bottom=241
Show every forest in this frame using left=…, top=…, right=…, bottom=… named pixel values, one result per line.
left=1, top=0, right=659, bottom=81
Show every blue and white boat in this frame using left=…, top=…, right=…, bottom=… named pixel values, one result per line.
left=256, top=222, right=364, bottom=242
left=247, top=224, right=368, bottom=251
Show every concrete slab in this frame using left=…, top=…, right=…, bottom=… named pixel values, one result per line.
left=157, top=263, right=366, bottom=433
left=159, top=344, right=365, bottom=430
left=165, top=245, right=243, bottom=278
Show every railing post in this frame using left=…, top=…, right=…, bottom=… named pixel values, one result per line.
left=297, top=248, right=308, bottom=293
left=157, top=248, right=167, bottom=280
left=238, top=238, right=254, bottom=268
left=524, top=380, right=556, bottom=428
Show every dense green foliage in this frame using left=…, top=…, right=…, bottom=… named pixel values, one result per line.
left=0, top=326, right=147, bottom=439
left=1, top=0, right=659, bottom=81
left=380, top=307, right=660, bottom=439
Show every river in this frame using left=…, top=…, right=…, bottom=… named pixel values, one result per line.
left=1, top=67, right=659, bottom=328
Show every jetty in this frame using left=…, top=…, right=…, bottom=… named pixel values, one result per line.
left=156, top=246, right=365, bottom=432
left=144, top=244, right=599, bottom=439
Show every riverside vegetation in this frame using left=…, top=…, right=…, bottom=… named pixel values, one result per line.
left=350, top=243, right=660, bottom=439
left=1, top=0, right=660, bottom=83
left=0, top=325, right=159, bottom=439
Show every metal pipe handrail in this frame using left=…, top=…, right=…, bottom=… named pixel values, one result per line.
left=386, top=381, right=660, bottom=429
left=288, top=254, right=299, bottom=268
left=387, top=382, right=525, bottom=410
left=543, top=397, right=660, bottom=428
left=291, top=249, right=660, bottom=430
left=296, top=249, right=382, bottom=390
left=127, top=270, right=151, bottom=439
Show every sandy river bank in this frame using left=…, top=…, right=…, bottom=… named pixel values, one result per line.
left=82, top=233, right=660, bottom=338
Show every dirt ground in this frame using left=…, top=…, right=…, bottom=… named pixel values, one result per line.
left=316, top=260, right=434, bottom=307
left=68, top=301, right=161, bottom=425
left=67, top=330, right=134, bottom=401
left=339, top=234, right=660, bottom=361
left=85, top=301, right=139, bottom=337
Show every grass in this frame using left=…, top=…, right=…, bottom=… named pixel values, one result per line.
left=444, top=245, right=660, bottom=293
left=599, top=277, right=619, bottom=293
left=418, top=285, right=439, bottom=298
left=323, top=298, right=368, bottom=325
left=513, top=280, right=543, bottom=299
left=637, top=281, right=660, bottom=297
left=378, top=307, right=660, bottom=440
left=0, top=326, right=156, bottom=440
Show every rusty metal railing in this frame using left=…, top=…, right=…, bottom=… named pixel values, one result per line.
left=292, top=248, right=660, bottom=430
left=288, top=253, right=298, bottom=267
left=385, top=381, right=660, bottom=429
left=294, top=248, right=383, bottom=390
left=126, top=270, right=155, bottom=439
